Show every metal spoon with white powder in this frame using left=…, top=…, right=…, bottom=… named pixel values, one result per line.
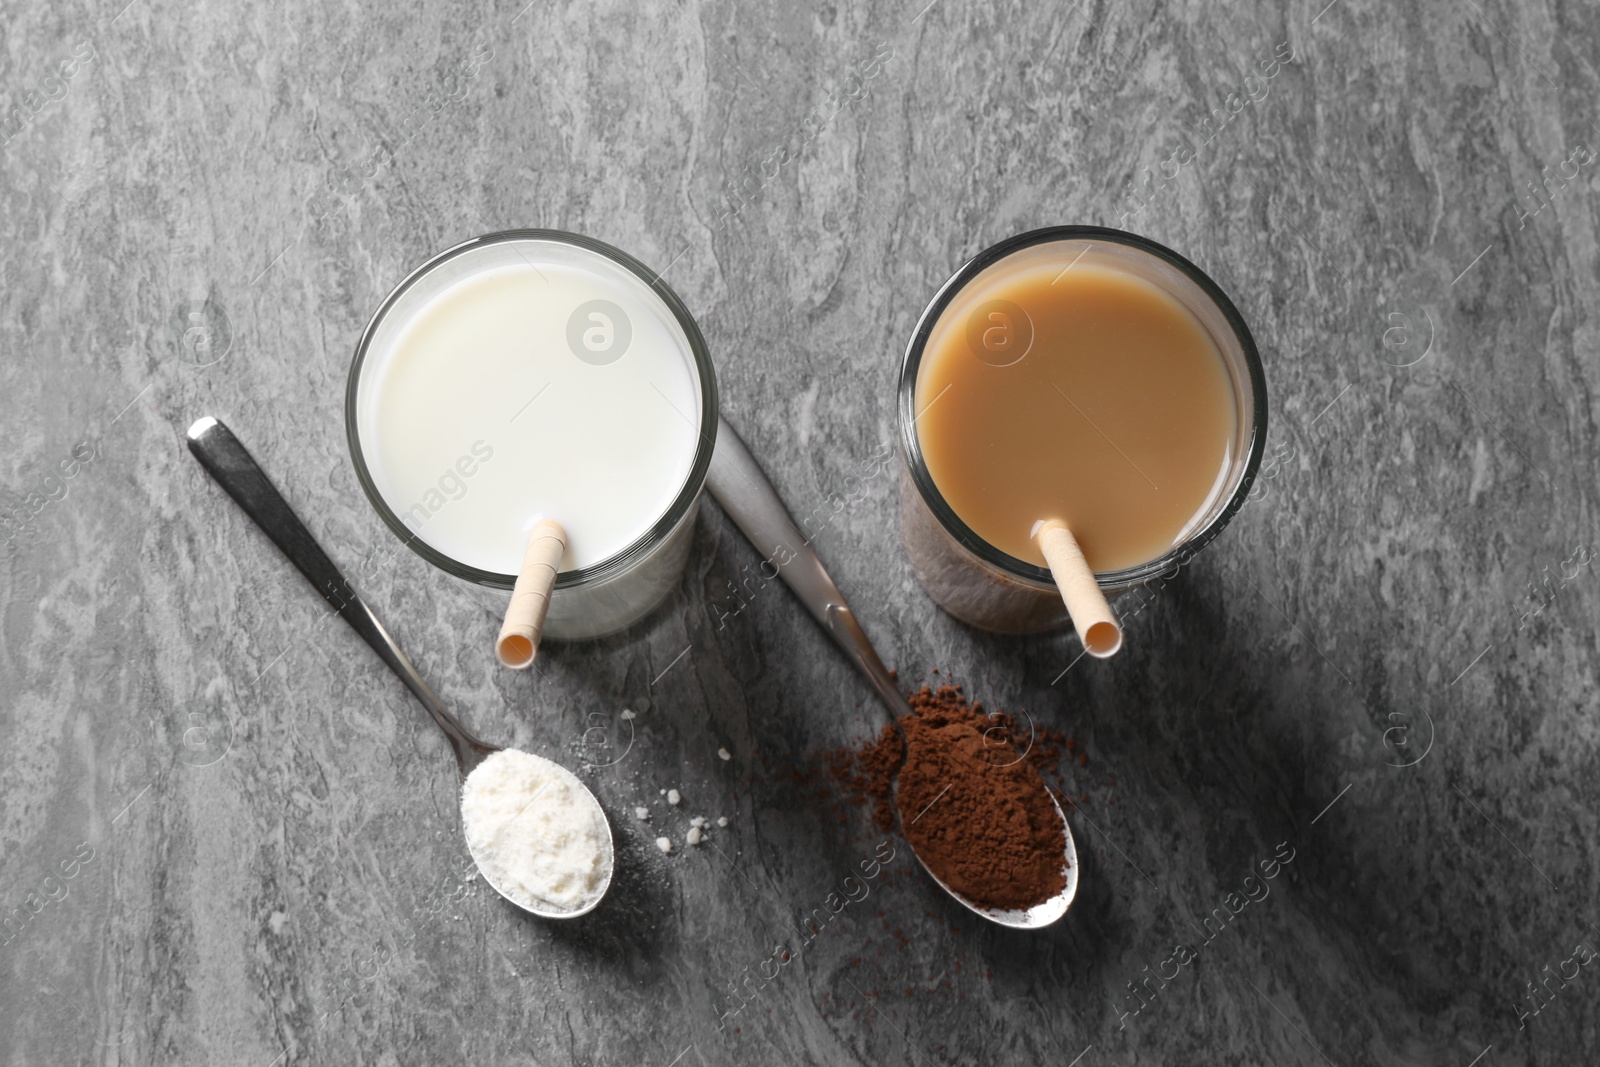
left=187, top=417, right=613, bottom=918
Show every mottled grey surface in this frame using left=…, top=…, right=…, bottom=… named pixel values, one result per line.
left=3, top=0, right=1599, bottom=1063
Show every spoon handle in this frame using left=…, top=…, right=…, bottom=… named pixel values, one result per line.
left=185, top=417, right=489, bottom=768
left=706, top=416, right=914, bottom=721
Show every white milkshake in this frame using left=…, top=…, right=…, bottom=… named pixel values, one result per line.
left=349, top=234, right=714, bottom=638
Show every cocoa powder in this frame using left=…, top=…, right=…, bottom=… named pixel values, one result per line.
left=828, top=683, right=1070, bottom=911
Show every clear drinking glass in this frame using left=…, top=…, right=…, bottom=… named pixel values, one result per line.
left=897, top=226, right=1267, bottom=635
left=345, top=230, right=718, bottom=640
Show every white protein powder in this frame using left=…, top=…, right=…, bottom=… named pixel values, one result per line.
left=461, top=749, right=612, bottom=914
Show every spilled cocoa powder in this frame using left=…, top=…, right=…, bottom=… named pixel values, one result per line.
left=826, top=683, right=1071, bottom=912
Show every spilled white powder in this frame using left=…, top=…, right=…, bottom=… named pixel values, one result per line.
left=461, top=749, right=611, bottom=914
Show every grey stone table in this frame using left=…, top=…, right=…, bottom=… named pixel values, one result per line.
left=3, top=0, right=1598, bottom=1062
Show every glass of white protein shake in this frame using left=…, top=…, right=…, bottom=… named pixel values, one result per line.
left=346, top=230, right=717, bottom=639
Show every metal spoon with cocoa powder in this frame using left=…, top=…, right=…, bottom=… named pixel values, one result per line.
left=706, top=417, right=1078, bottom=929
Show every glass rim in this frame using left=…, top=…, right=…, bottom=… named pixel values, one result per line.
left=344, top=228, right=719, bottom=591
left=897, top=224, right=1269, bottom=589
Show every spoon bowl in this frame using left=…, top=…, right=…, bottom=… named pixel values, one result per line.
left=187, top=416, right=614, bottom=919
left=909, top=788, right=1079, bottom=929
left=706, top=417, right=1078, bottom=928
left=461, top=751, right=616, bottom=920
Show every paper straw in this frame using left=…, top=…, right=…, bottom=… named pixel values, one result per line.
left=496, top=519, right=567, bottom=670
left=1035, top=520, right=1122, bottom=658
